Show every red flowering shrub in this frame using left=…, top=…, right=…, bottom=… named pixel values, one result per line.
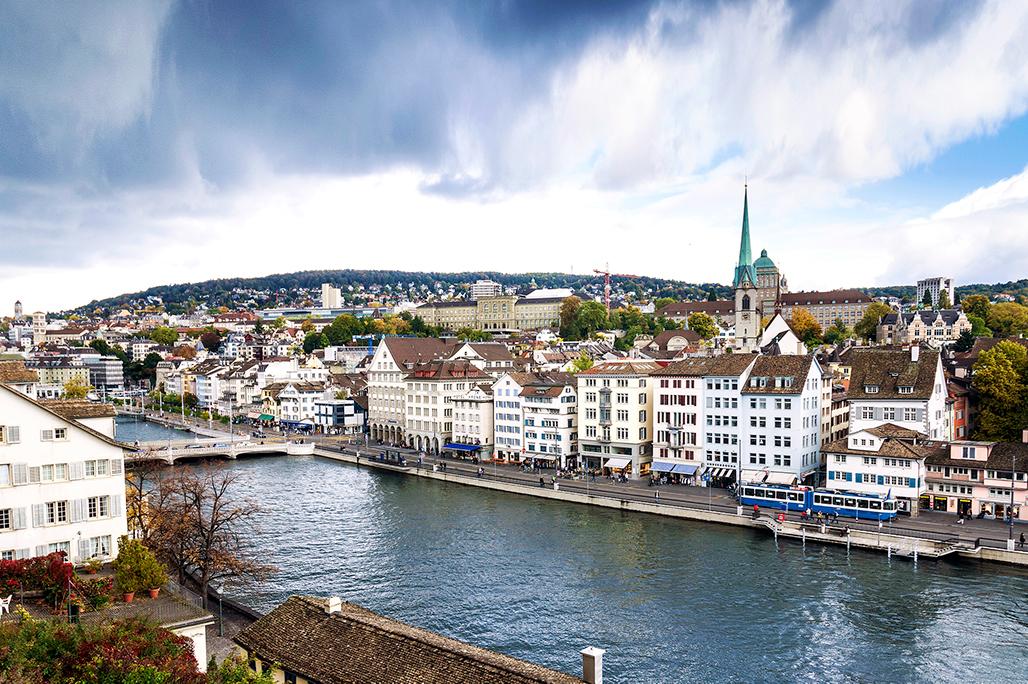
left=0, top=552, right=72, bottom=607
left=71, top=576, right=114, bottom=611
left=0, top=616, right=205, bottom=684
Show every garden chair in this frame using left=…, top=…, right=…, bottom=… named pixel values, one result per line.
left=0, top=594, right=11, bottom=618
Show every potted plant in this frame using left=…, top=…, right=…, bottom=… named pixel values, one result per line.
left=140, top=552, right=168, bottom=600
left=112, top=536, right=145, bottom=603
left=83, top=558, right=103, bottom=575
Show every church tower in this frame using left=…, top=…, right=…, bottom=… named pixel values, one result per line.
left=734, top=186, right=760, bottom=351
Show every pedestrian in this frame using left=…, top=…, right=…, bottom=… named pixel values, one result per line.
left=752, top=503, right=760, bottom=518
left=539, top=477, right=545, bottom=488
left=655, top=491, right=660, bottom=502
left=1020, top=532, right=1026, bottom=550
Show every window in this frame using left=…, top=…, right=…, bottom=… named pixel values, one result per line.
left=87, top=496, right=110, bottom=519
left=903, top=408, right=917, bottom=421
left=46, top=501, right=68, bottom=525
left=89, top=535, right=112, bottom=557
left=0, top=464, right=10, bottom=487
left=0, top=508, right=10, bottom=530
left=961, top=446, right=975, bottom=459
left=85, top=460, right=109, bottom=478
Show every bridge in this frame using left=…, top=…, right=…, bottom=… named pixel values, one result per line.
left=124, top=438, right=292, bottom=465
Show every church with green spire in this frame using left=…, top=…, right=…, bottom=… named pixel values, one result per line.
left=732, top=185, right=787, bottom=351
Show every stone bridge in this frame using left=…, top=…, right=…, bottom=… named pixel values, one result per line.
left=124, top=438, right=291, bottom=465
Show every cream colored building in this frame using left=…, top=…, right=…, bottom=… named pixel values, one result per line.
left=403, top=359, right=491, bottom=454
left=367, top=337, right=452, bottom=444
left=877, top=310, right=971, bottom=347
left=577, top=360, right=660, bottom=479
left=416, top=294, right=563, bottom=333
left=451, top=383, right=495, bottom=459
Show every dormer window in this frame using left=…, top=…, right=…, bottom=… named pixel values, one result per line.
left=898, top=386, right=913, bottom=394
left=961, top=446, right=975, bottom=459
left=864, top=384, right=879, bottom=394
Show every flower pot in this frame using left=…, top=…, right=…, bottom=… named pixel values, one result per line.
left=122, top=592, right=135, bottom=603
left=148, top=588, right=160, bottom=599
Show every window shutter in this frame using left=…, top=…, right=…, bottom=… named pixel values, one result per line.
left=6, top=426, right=20, bottom=443
left=35, top=545, right=47, bottom=558
left=28, top=466, right=40, bottom=483
left=13, top=508, right=27, bottom=529
left=71, top=499, right=87, bottom=523
left=845, top=472, right=852, bottom=481
left=69, top=461, right=84, bottom=480
left=40, top=429, right=54, bottom=441
left=111, top=458, right=123, bottom=475
left=16, top=548, right=30, bottom=560
left=855, top=473, right=862, bottom=483
left=828, top=471, right=834, bottom=480
left=78, top=539, right=90, bottom=562
left=31, top=504, right=44, bottom=527
left=110, top=495, right=122, bottom=517
left=908, top=477, right=916, bottom=488
left=12, top=463, right=27, bottom=485
left=878, top=475, right=884, bottom=485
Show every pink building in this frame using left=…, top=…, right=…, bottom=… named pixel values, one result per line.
left=924, top=440, right=1028, bottom=520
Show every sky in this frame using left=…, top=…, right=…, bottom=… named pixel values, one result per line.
left=2, top=0, right=1028, bottom=312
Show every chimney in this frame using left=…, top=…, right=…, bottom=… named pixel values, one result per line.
left=580, top=646, right=605, bottom=684
left=910, top=345, right=919, bottom=363
left=324, top=596, right=342, bottom=614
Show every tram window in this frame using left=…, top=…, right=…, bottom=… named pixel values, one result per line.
left=832, top=496, right=844, bottom=506
left=869, top=501, right=882, bottom=510
left=814, top=494, right=828, bottom=505
left=884, top=502, right=895, bottom=511
left=844, top=498, right=856, bottom=508
left=776, top=491, right=787, bottom=500
left=857, top=500, right=869, bottom=509
left=743, top=488, right=753, bottom=497
left=788, top=492, right=800, bottom=501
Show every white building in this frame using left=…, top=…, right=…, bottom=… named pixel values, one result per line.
left=521, top=373, right=577, bottom=470
left=823, top=424, right=931, bottom=514
left=448, top=342, right=518, bottom=378
left=916, top=277, right=954, bottom=308
left=451, top=383, right=495, bottom=459
left=367, top=338, right=452, bottom=444
left=847, top=347, right=950, bottom=440
left=321, top=283, right=342, bottom=309
left=493, top=372, right=533, bottom=461
left=314, top=398, right=366, bottom=435
left=739, top=355, right=824, bottom=486
left=577, top=361, right=660, bottom=478
left=470, top=279, right=503, bottom=299
left=404, top=359, right=492, bottom=454
left=0, top=385, right=128, bottom=562
left=652, top=355, right=756, bottom=484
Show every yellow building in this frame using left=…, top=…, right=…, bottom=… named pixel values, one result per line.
left=417, top=295, right=563, bottom=333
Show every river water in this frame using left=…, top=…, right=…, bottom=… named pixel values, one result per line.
left=115, top=419, right=1028, bottom=683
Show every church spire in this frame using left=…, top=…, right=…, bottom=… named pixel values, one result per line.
left=733, top=184, right=755, bottom=288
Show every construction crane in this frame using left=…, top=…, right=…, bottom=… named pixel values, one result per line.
left=593, top=264, right=642, bottom=312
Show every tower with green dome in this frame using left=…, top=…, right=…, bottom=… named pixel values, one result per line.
left=732, top=186, right=788, bottom=351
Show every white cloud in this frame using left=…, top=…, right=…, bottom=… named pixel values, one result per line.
left=931, top=165, right=1028, bottom=220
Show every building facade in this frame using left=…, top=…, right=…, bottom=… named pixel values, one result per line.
left=416, top=295, right=563, bottom=333
left=367, top=338, right=452, bottom=445
left=521, top=373, right=577, bottom=470
left=847, top=347, right=950, bottom=440
left=916, top=277, right=955, bottom=309
left=577, top=361, right=660, bottom=478
left=403, top=359, right=492, bottom=454
left=877, top=310, right=971, bottom=347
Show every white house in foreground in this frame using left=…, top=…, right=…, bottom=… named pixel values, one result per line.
left=0, top=383, right=128, bottom=562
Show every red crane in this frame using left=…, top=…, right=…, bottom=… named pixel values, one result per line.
left=593, top=264, right=642, bottom=312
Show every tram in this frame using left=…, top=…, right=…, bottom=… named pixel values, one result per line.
left=739, top=483, right=898, bottom=521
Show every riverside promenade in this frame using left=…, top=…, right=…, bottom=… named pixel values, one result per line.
left=315, top=441, right=1028, bottom=568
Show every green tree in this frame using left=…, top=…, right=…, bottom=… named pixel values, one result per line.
left=937, top=289, right=951, bottom=309
left=302, top=331, right=329, bottom=353
left=972, top=340, right=1028, bottom=440
left=968, top=314, right=991, bottom=337
left=653, top=297, right=676, bottom=312
left=987, top=302, right=1028, bottom=338
left=687, top=311, right=719, bottom=340
left=953, top=329, right=975, bottom=352
left=571, top=352, right=594, bottom=372
left=961, top=294, right=991, bottom=321
left=576, top=301, right=608, bottom=334
left=921, top=288, right=934, bottom=309
left=149, top=326, right=179, bottom=345
left=559, top=296, right=583, bottom=339
left=63, top=376, right=93, bottom=399
left=207, top=654, right=275, bottom=683
left=854, top=302, right=894, bottom=341
left=823, top=318, right=851, bottom=345
left=456, top=328, right=492, bottom=342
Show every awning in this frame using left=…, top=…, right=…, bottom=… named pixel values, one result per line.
left=281, top=419, right=314, bottom=427
left=650, top=461, right=677, bottom=473
left=258, top=414, right=275, bottom=421
left=672, top=464, right=698, bottom=475
left=246, top=411, right=261, bottom=419
left=525, top=453, right=556, bottom=461
left=444, top=442, right=482, bottom=452
left=765, top=471, right=798, bottom=486
left=604, top=457, right=631, bottom=469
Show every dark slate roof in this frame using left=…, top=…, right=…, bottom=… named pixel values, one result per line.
left=233, top=596, right=582, bottom=684
left=896, top=310, right=964, bottom=325
left=467, top=343, right=515, bottom=362
left=405, top=359, right=493, bottom=380
left=740, top=355, right=816, bottom=395
left=847, top=349, right=939, bottom=400
left=925, top=441, right=1028, bottom=471
left=779, top=289, right=872, bottom=305
left=383, top=337, right=454, bottom=367
left=823, top=434, right=944, bottom=460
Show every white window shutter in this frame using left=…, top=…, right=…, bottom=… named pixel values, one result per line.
left=28, top=466, right=40, bottom=483
left=6, top=426, right=20, bottom=443
left=31, top=504, right=44, bottom=527
left=70, top=499, right=86, bottom=523
left=16, top=548, right=30, bottom=560
left=12, top=463, right=27, bottom=485
left=69, top=461, right=84, bottom=480
left=111, top=458, right=123, bottom=475
left=13, top=508, right=26, bottom=530
left=35, top=545, right=47, bottom=557
left=110, top=495, right=122, bottom=517
left=78, top=539, right=90, bottom=562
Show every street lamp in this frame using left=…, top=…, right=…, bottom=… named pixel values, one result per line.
left=213, top=583, right=224, bottom=637
left=1010, top=448, right=1018, bottom=544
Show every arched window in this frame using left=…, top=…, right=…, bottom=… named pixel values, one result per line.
left=742, top=295, right=751, bottom=310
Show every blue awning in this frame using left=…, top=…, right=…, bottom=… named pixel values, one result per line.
left=672, top=464, right=699, bottom=475
left=444, top=442, right=481, bottom=452
left=280, top=419, right=313, bottom=427
left=650, top=461, right=676, bottom=473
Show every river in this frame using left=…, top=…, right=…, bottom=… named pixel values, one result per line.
left=115, top=418, right=1028, bottom=682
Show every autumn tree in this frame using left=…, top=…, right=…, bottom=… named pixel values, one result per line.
left=199, top=329, right=223, bottom=352
left=961, top=294, right=991, bottom=321
left=987, top=302, right=1028, bottom=338
left=788, top=307, right=822, bottom=344
left=854, top=302, right=894, bottom=341
left=300, top=318, right=315, bottom=333
left=571, top=351, right=594, bottom=372
left=63, top=376, right=93, bottom=399
left=972, top=340, right=1028, bottom=441
left=687, top=311, right=719, bottom=340
left=172, top=344, right=197, bottom=359
left=559, top=296, right=582, bottom=339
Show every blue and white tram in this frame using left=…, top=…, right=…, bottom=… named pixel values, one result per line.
left=739, top=483, right=899, bottom=521
left=810, top=489, right=897, bottom=521
left=738, top=484, right=810, bottom=512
